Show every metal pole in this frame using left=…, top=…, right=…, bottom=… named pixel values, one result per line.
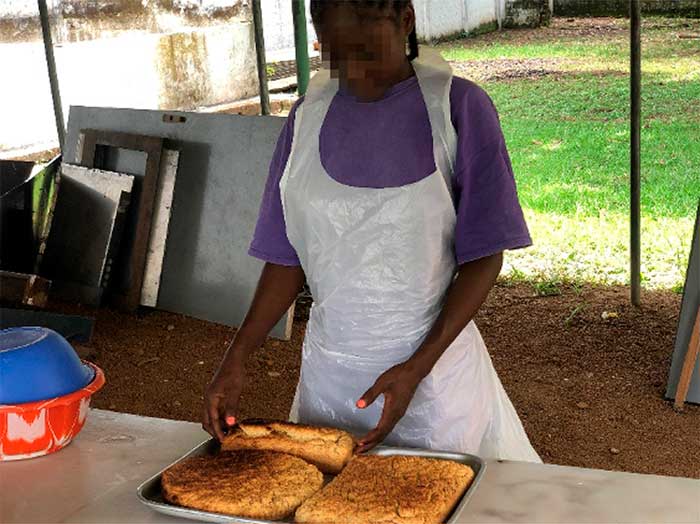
left=37, top=0, right=65, bottom=151
left=630, top=0, right=641, bottom=306
left=252, top=0, right=271, bottom=116
left=292, top=0, right=310, bottom=96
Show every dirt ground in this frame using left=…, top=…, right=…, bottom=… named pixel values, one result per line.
left=469, top=15, right=699, bottom=45
left=56, top=282, right=700, bottom=479
left=446, top=16, right=700, bottom=83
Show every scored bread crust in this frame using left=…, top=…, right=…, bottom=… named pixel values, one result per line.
left=162, top=450, right=324, bottom=520
left=294, top=455, right=475, bottom=524
left=221, top=419, right=355, bottom=474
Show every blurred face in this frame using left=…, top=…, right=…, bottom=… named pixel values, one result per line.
left=315, top=5, right=414, bottom=99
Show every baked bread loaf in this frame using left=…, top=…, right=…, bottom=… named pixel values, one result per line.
left=294, top=455, right=474, bottom=524
left=221, top=419, right=355, bottom=474
left=162, top=450, right=324, bottom=520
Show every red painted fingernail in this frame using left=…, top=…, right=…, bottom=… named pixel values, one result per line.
left=357, top=399, right=366, bottom=409
left=226, top=416, right=236, bottom=426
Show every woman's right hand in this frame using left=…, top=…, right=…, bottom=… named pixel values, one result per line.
left=202, top=359, right=246, bottom=442
left=201, top=263, right=305, bottom=441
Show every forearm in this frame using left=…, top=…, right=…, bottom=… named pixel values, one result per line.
left=223, top=262, right=305, bottom=367
left=406, top=252, right=503, bottom=378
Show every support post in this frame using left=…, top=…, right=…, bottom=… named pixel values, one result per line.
left=630, top=0, right=641, bottom=306
left=292, top=0, right=310, bottom=96
left=252, top=0, right=271, bottom=116
left=37, top=0, right=65, bottom=151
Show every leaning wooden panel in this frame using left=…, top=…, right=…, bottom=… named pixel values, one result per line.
left=79, top=129, right=163, bottom=311
left=140, top=149, right=179, bottom=307
left=0, top=271, right=51, bottom=308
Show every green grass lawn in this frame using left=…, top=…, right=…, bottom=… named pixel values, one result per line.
left=439, top=17, right=700, bottom=290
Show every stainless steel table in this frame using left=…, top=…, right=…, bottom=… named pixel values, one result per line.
left=2, top=409, right=699, bottom=523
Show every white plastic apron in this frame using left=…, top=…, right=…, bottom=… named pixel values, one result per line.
left=280, top=48, right=541, bottom=462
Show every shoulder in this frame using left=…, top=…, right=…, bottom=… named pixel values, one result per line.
left=449, top=76, right=504, bottom=146
left=450, top=76, right=496, bottom=111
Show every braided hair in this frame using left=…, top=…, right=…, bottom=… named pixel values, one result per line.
left=309, top=0, right=419, bottom=61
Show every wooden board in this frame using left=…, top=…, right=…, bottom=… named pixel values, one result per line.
left=666, top=201, right=700, bottom=405
left=140, top=149, right=179, bottom=307
left=0, top=271, right=50, bottom=308
left=78, top=130, right=163, bottom=311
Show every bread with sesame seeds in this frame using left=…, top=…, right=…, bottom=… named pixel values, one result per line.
left=294, top=455, right=474, bottom=524
left=221, top=419, right=355, bottom=474
left=161, top=450, right=324, bottom=520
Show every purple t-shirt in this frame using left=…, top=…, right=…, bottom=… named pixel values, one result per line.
left=249, top=75, right=531, bottom=266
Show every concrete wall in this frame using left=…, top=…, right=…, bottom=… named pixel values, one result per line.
left=0, top=0, right=554, bottom=154
left=406, top=0, right=549, bottom=41
left=0, top=0, right=39, bottom=17
left=554, top=0, right=700, bottom=16
left=413, top=0, right=501, bottom=41
left=261, top=0, right=316, bottom=62
left=261, top=0, right=507, bottom=48
left=0, top=0, right=258, bottom=154
left=259, top=0, right=501, bottom=57
left=0, top=0, right=250, bottom=43
left=504, top=0, right=552, bottom=28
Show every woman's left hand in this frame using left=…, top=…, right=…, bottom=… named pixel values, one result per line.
left=355, top=362, right=425, bottom=454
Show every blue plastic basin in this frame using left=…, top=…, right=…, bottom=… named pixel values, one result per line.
left=0, top=327, right=95, bottom=405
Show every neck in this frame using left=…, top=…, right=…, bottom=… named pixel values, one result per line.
left=342, top=59, right=414, bottom=102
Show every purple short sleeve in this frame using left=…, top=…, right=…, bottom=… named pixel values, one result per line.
left=248, top=100, right=303, bottom=266
left=450, top=79, right=532, bottom=264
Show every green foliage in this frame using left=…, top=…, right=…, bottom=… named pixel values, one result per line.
left=533, top=278, right=563, bottom=297
left=439, top=18, right=699, bottom=289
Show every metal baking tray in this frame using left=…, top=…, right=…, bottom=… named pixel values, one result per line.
left=137, top=438, right=486, bottom=524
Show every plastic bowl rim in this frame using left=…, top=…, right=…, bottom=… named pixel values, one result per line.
left=0, top=361, right=105, bottom=413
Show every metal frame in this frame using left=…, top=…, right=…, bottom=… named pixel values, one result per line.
left=252, top=0, right=271, bottom=115
left=630, top=0, right=642, bottom=306
left=37, top=0, right=65, bottom=151
left=35, top=1, right=645, bottom=304
left=292, top=0, right=310, bottom=96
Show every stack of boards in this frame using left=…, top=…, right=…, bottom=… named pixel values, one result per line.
left=161, top=420, right=475, bottom=523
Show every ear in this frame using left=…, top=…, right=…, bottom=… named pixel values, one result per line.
left=401, top=5, right=416, bottom=37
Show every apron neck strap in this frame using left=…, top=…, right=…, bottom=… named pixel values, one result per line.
left=303, top=48, right=457, bottom=191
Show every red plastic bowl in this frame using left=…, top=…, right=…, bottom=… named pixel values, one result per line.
left=0, top=362, right=105, bottom=461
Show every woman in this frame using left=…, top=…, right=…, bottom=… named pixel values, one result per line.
left=203, top=0, right=541, bottom=462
